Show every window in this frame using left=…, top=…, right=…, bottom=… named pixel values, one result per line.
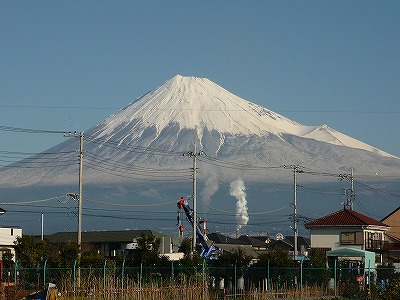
left=341, top=232, right=356, bottom=245
left=366, top=232, right=383, bottom=249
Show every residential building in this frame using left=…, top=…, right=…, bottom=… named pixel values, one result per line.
left=207, top=233, right=310, bottom=258
left=381, top=207, right=400, bottom=239
left=304, top=208, right=390, bottom=263
left=45, top=230, right=183, bottom=259
left=0, top=226, right=22, bottom=262
left=380, top=207, right=400, bottom=265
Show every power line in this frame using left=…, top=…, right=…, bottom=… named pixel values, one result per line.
left=2, top=105, right=400, bottom=114
left=0, top=125, right=64, bottom=134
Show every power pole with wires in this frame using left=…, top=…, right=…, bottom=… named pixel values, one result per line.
left=64, top=131, right=83, bottom=286
left=183, top=147, right=205, bottom=254
left=285, top=165, right=303, bottom=259
left=340, top=168, right=355, bottom=210
left=345, top=169, right=355, bottom=210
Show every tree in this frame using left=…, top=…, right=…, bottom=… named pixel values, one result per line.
left=14, top=235, right=43, bottom=267
left=178, top=238, right=192, bottom=256
left=247, top=248, right=292, bottom=288
left=303, top=249, right=331, bottom=285
left=209, top=248, right=252, bottom=282
left=58, top=242, right=80, bottom=267
left=2, top=251, right=14, bottom=268
left=176, top=238, right=202, bottom=276
left=81, top=248, right=104, bottom=267
left=131, top=233, right=161, bottom=265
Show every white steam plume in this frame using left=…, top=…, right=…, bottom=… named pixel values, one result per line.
left=229, top=178, right=249, bottom=232
left=200, top=171, right=219, bottom=211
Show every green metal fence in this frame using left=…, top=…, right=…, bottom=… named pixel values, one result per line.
left=2, top=261, right=400, bottom=299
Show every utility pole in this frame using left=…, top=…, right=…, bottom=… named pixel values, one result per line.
left=294, top=166, right=297, bottom=259
left=349, top=168, right=355, bottom=210
left=193, top=147, right=197, bottom=253
left=41, top=213, right=44, bottom=241
left=64, top=131, right=84, bottom=249
left=285, top=165, right=303, bottom=259
left=342, top=169, right=355, bottom=210
left=78, top=132, right=83, bottom=250
left=64, top=131, right=83, bottom=286
left=184, top=147, right=205, bottom=253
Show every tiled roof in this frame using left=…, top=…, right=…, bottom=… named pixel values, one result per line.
left=305, top=209, right=389, bottom=228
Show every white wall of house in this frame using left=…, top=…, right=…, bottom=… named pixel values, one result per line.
left=310, top=228, right=342, bottom=250
left=310, top=226, right=388, bottom=253
left=0, top=227, right=22, bottom=261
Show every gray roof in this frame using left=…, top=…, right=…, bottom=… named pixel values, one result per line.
left=207, top=233, right=242, bottom=244
left=215, top=244, right=263, bottom=259
left=45, top=230, right=167, bottom=244
left=237, top=235, right=269, bottom=247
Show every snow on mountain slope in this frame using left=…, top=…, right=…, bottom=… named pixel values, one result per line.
left=0, top=75, right=399, bottom=188
left=302, top=124, right=395, bottom=158
left=90, top=75, right=393, bottom=158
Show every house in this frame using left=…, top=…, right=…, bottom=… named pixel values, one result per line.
left=207, top=233, right=242, bottom=245
left=380, top=207, right=400, bottom=265
left=237, top=235, right=269, bottom=251
left=0, top=208, right=21, bottom=262
left=381, top=207, right=400, bottom=239
left=0, top=226, right=22, bottom=262
left=214, top=244, right=261, bottom=262
left=267, top=235, right=310, bottom=257
left=304, top=208, right=390, bottom=263
left=208, top=233, right=310, bottom=258
left=45, top=230, right=183, bottom=259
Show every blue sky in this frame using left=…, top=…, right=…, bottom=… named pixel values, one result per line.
left=1, top=1, right=400, bottom=157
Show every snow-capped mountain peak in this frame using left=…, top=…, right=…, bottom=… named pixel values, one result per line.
left=91, top=75, right=392, bottom=158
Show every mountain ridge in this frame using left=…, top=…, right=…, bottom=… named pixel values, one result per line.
left=90, top=74, right=395, bottom=158
left=0, top=75, right=399, bottom=188
left=1, top=75, right=399, bottom=236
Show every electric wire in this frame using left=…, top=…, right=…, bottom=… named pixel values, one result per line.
left=84, top=161, right=191, bottom=181
left=354, top=180, right=400, bottom=198
left=0, top=125, right=64, bottom=134
left=0, top=196, right=66, bottom=205
left=84, top=135, right=182, bottom=158
left=84, top=151, right=188, bottom=173
left=85, top=198, right=177, bottom=207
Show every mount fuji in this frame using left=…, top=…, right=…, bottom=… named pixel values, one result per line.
left=1, top=75, right=399, bottom=235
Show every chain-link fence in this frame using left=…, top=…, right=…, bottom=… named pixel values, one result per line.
left=2, top=261, right=400, bottom=299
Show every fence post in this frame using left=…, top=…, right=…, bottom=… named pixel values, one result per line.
left=202, top=260, right=205, bottom=282
left=267, top=259, right=270, bottom=291
left=73, top=260, right=77, bottom=296
left=234, top=263, right=237, bottom=299
left=43, top=259, right=47, bottom=288
left=140, top=262, right=143, bottom=289
left=300, top=259, right=303, bottom=295
left=121, top=258, right=125, bottom=291
left=334, top=259, right=337, bottom=297
left=103, top=259, right=107, bottom=298
left=171, top=260, right=174, bottom=282
left=14, top=260, right=19, bottom=285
